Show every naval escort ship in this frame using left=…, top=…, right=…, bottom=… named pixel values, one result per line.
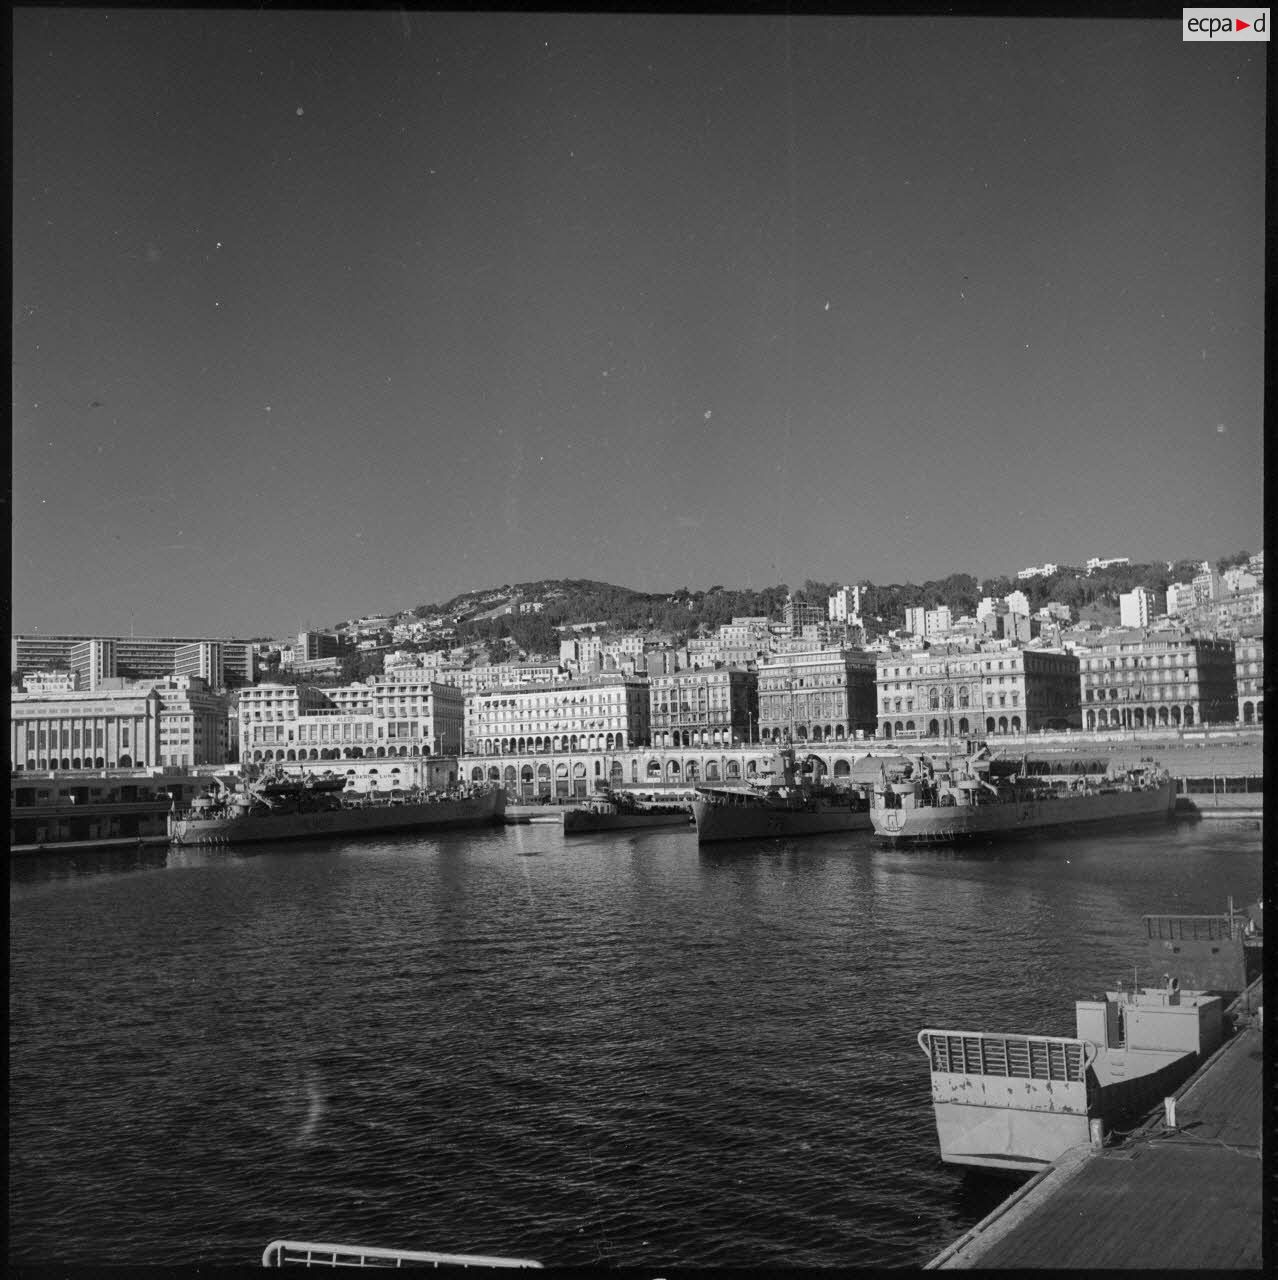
left=167, top=765, right=505, bottom=846
left=691, top=745, right=873, bottom=843
left=870, top=744, right=1174, bottom=845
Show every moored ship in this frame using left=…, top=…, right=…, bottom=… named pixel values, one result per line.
left=871, top=744, right=1174, bottom=845
left=167, top=766, right=505, bottom=846
left=692, top=745, right=873, bottom=843
left=562, top=790, right=692, bottom=834
left=917, top=898, right=1261, bottom=1173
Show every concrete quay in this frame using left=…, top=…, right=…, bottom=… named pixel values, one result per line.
left=925, top=980, right=1264, bottom=1270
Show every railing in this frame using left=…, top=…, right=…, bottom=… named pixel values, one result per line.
left=918, top=1030, right=1092, bottom=1081
left=1143, top=913, right=1242, bottom=942
left=261, top=1240, right=543, bottom=1269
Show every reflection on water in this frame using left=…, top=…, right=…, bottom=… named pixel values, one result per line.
left=9, top=818, right=1262, bottom=1269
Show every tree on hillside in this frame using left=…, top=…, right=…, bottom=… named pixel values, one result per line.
left=1216, top=549, right=1252, bottom=572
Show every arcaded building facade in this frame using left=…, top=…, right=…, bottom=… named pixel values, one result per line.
left=756, top=648, right=878, bottom=743
left=649, top=667, right=758, bottom=748
left=877, top=647, right=1081, bottom=738
left=467, top=673, right=650, bottom=756
left=1234, top=637, right=1263, bottom=725
left=1078, top=634, right=1237, bottom=729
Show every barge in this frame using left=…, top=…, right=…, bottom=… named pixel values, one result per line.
left=917, top=898, right=1261, bottom=1174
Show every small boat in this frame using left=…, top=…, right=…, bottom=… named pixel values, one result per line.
left=691, top=744, right=873, bottom=843
left=168, top=765, right=505, bottom=846
left=562, top=789, right=692, bottom=834
left=871, top=744, right=1174, bottom=845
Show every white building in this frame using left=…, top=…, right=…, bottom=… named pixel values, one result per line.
left=70, top=639, right=116, bottom=690
left=239, top=678, right=464, bottom=765
left=1119, top=587, right=1154, bottom=629
left=22, top=670, right=80, bottom=692
left=466, top=673, right=650, bottom=756
left=828, top=585, right=864, bottom=625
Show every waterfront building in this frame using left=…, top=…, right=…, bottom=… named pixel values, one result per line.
left=876, top=647, right=1081, bottom=739
left=1119, top=587, right=1154, bottom=630
left=467, top=672, right=650, bottom=756
left=756, top=648, right=878, bottom=743
left=1234, top=637, right=1263, bottom=725
left=11, top=634, right=257, bottom=685
left=649, top=667, right=758, bottom=748
left=1077, top=634, right=1236, bottom=729
left=9, top=677, right=231, bottom=771
left=153, top=676, right=233, bottom=767
left=240, top=678, right=464, bottom=763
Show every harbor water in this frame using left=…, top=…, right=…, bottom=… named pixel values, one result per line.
left=8, top=820, right=1261, bottom=1269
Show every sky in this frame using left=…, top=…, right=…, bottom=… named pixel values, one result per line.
left=11, top=10, right=1266, bottom=639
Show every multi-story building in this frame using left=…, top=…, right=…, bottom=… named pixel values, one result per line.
left=1211, top=588, right=1264, bottom=637
left=1191, top=563, right=1221, bottom=607
left=1166, top=582, right=1197, bottom=617
left=756, top=648, right=878, bottom=743
left=22, top=670, right=80, bottom=692
left=649, top=667, right=758, bottom=748
left=1077, top=634, right=1237, bottom=729
left=1119, top=587, right=1154, bottom=629
left=153, top=675, right=233, bottom=767
left=876, top=647, right=1081, bottom=739
left=10, top=677, right=231, bottom=771
left=1233, top=637, right=1263, bottom=726
left=1086, top=556, right=1130, bottom=573
left=11, top=634, right=257, bottom=684
left=239, top=678, right=464, bottom=764
left=296, top=630, right=350, bottom=662
left=70, top=639, right=116, bottom=690
left=1017, top=563, right=1058, bottom=580
left=173, top=641, right=224, bottom=689
left=828, top=585, right=864, bottom=625
left=904, top=605, right=952, bottom=640
left=1004, top=590, right=1030, bottom=617
left=466, top=673, right=650, bottom=756
left=782, top=596, right=826, bottom=636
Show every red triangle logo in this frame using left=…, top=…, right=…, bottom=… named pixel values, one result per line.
left=1236, top=19, right=1250, bottom=29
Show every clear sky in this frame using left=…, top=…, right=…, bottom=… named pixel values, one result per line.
left=12, top=10, right=1266, bottom=639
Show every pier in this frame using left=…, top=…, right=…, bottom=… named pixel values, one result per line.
left=924, top=978, right=1263, bottom=1269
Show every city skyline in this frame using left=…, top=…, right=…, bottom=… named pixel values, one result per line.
left=13, top=11, right=1265, bottom=639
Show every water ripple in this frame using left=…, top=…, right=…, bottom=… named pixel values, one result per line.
left=9, top=821, right=1260, bottom=1267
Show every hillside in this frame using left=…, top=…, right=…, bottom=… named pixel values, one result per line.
left=371, top=554, right=1237, bottom=659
